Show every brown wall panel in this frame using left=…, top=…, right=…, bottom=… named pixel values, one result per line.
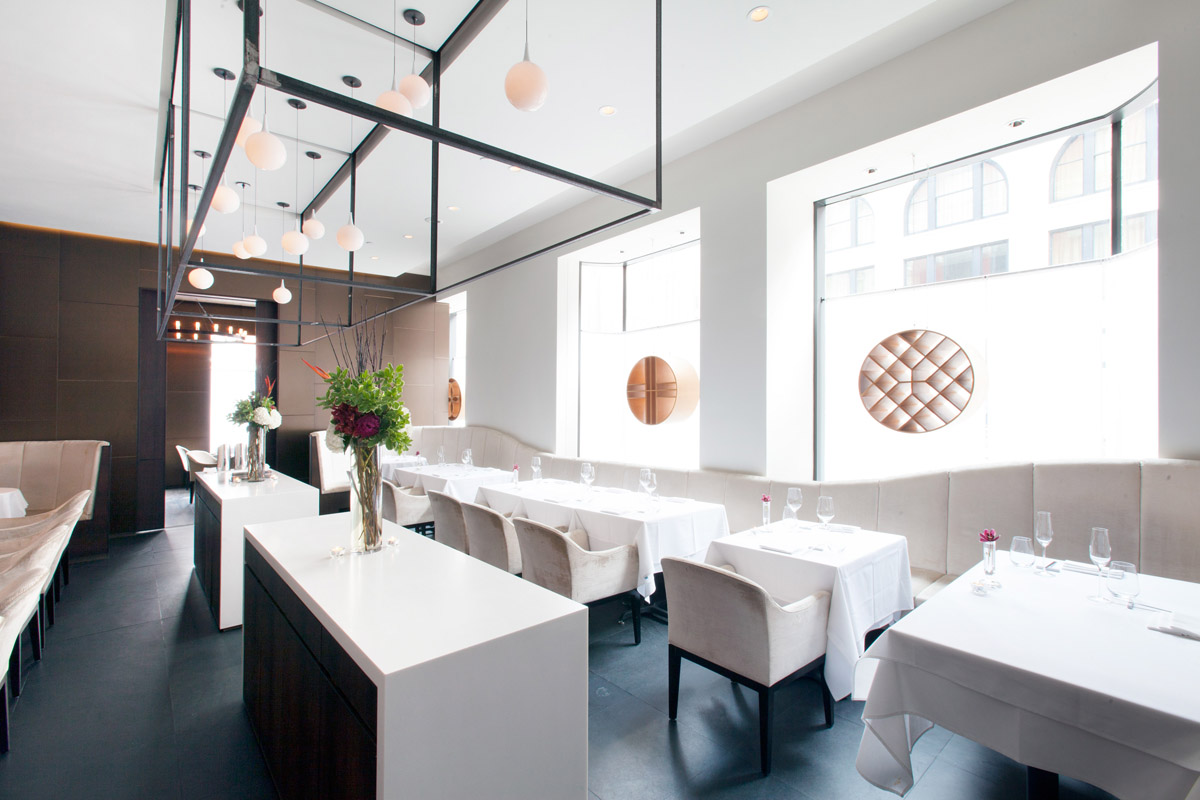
left=0, top=420, right=57, bottom=441
left=110, top=455, right=137, bottom=534
left=57, top=380, right=138, bottom=458
left=0, top=336, right=57, bottom=421
left=0, top=226, right=60, bottom=259
left=0, top=253, right=59, bottom=337
left=60, top=234, right=139, bottom=306
left=166, top=342, right=210, bottom=392
left=58, top=301, right=139, bottom=382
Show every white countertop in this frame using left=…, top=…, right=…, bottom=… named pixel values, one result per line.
left=244, top=513, right=586, bottom=684
left=196, top=468, right=316, bottom=504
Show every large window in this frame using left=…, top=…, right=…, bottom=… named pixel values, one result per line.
left=816, top=86, right=1159, bottom=479
left=824, top=197, right=874, bottom=251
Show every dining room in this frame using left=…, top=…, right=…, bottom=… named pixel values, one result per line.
left=1, top=0, right=1199, bottom=798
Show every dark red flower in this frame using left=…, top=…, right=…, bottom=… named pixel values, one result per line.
left=353, top=413, right=380, bottom=438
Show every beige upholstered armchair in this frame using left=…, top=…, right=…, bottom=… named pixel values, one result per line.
left=427, top=491, right=468, bottom=554
left=461, top=501, right=522, bottom=575
left=380, top=479, right=434, bottom=534
left=175, top=445, right=216, bottom=504
left=512, top=517, right=642, bottom=645
left=661, top=556, right=833, bottom=776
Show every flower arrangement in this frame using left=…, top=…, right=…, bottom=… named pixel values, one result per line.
left=762, top=494, right=771, bottom=503
left=228, top=377, right=282, bottom=431
left=980, top=529, right=999, bottom=543
left=304, top=319, right=411, bottom=552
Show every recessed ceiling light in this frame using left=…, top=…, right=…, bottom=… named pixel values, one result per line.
left=370, top=255, right=380, bottom=260
left=403, top=234, right=414, bottom=239
left=447, top=206, right=460, bottom=212
left=1007, top=118, right=1026, bottom=128
left=509, top=165, right=522, bottom=172
left=598, top=105, right=617, bottom=117
left=748, top=6, right=769, bottom=22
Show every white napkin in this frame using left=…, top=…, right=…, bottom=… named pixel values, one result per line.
left=1149, top=611, right=1200, bottom=641
left=759, top=539, right=809, bottom=555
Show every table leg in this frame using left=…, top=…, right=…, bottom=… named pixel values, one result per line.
left=1027, top=766, right=1058, bottom=799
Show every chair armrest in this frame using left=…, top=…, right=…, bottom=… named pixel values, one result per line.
left=569, top=542, right=639, bottom=603
left=764, top=590, right=831, bottom=684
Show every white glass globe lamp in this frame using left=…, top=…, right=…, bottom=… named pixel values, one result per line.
left=211, top=180, right=240, bottom=214
left=245, top=124, right=287, bottom=170
left=281, top=223, right=309, bottom=256
left=302, top=215, right=325, bottom=240
left=232, top=239, right=251, bottom=260
left=376, top=87, right=413, bottom=117
left=337, top=216, right=364, bottom=252
left=236, top=115, right=262, bottom=147
left=504, top=45, right=547, bottom=112
left=188, top=267, right=214, bottom=290
left=244, top=228, right=268, bottom=257
left=398, top=73, right=431, bottom=109
left=272, top=279, right=292, bottom=305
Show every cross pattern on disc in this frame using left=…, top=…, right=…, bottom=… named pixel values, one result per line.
left=858, top=330, right=973, bottom=433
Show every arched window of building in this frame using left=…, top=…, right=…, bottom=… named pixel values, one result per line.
left=905, top=160, right=1007, bottom=234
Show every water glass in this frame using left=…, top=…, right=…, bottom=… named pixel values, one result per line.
left=461, top=448, right=473, bottom=466
left=1105, top=561, right=1140, bottom=608
left=816, top=496, right=834, bottom=528
left=647, top=472, right=658, bottom=501
left=786, top=488, right=803, bottom=521
left=1034, top=511, right=1054, bottom=576
left=1089, top=527, right=1112, bottom=602
left=580, top=462, right=595, bottom=489
left=437, top=446, right=445, bottom=465
left=1010, top=536, right=1035, bottom=568
left=531, top=456, right=542, bottom=481
left=639, top=468, right=652, bottom=496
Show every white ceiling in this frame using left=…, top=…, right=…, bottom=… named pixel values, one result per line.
left=0, top=0, right=1015, bottom=278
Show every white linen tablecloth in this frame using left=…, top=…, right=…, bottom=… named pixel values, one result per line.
left=854, top=562, right=1200, bottom=799
left=380, top=454, right=427, bottom=484
left=0, top=487, right=28, bottom=519
left=705, top=521, right=913, bottom=700
left=479, top=481, right=730, bottom=599
left=389, top=463, right=514, bottom=502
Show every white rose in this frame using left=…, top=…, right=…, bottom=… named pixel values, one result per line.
left=325, top=424, right=346, bottom=454
left=252, top=407, right=272, bottom=426
left=268, top=408, right=283, bottom=429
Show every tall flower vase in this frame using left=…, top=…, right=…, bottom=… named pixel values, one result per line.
left=246, top=426, right=266, bottom=482
left=349, top=443, right=384, bottom=553
left=983, top=541, right=997, bottom=576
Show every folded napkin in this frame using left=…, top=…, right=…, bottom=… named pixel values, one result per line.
left=1149, top=612, right=1200, bottom=641
left=1060, top=560, right=1099, bottom=575
left=759, top=539, right=809, bottom=555
left=825, top=523, right=860, bottom=534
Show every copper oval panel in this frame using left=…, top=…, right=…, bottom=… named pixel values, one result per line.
left=858, top=330, right=973, bottom=433
left=447, top=378, right=463, bottom=421
left=627, top=356, right=678, bottom=425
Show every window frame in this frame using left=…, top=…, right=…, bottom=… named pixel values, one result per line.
left=904, top=159, right=1009, bottom=235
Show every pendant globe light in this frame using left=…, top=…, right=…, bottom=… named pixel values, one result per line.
left=243, top=175, right=268, bottom=256
left=376, top=2, right=413, bottom=117
left=505, top=0, right=547, bottom=112
left=337, top=79, right=365, bottom=252
left=302, top=151, right=325, bottom=239
left=188, top=184, right=214, bottom=290
left=236, top=115, right=262, bottom=148
left=272, top=279, right=293, bottom=305
left=211, top=69, right=241, bottom=213
left=233, top=181, right=252, bottom=258
left=397, top=7, right=431, bottom=110
left=280, top=100, right=310, bottom=256
left=244, top=1, right=286, bottom=170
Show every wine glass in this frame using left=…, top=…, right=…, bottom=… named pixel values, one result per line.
left=531, top=456, right=542, bottom=481
left=461, top=448, right=473, bottom=466
left=1010, top=536, right=1035, bottom=568
left=816, top=496, right=834, bottom=529
left=580, top=462, right=595, bottom=491
left=436, top=446, right=445, bottom=466
left=639, top=468, right=652, bottom=497
left=647, top=472, right=658, bottom=502
left=1088, top=527, right=1112, bottom=602
left=1034, top=511, right=1054, bottom=576
left=1106, top=561, right=1140, bottom=609
left=786, top=488, right=803, bottom=522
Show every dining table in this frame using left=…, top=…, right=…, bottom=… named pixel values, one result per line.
left=853, top=560, right=1200, bottom=799
left=379, top=453, right=427, bottom=484
left=705, top=520, right=913, bottom=700
left=478, top=480, right=731, bottom=599
left=0, top=487, right=28, bottom=519
left=389, top=462, right=514, bottom=502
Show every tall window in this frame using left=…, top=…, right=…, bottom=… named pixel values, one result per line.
left=579, top=240, right=700, bottom=469
left=1051, top=104, right=1158, bottom=201
left=824, top=197, right=874, bottom=251
left=906, top=161, right=1008, bottom=234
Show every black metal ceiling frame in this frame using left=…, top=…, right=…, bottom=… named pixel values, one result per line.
left=158, top=0, right=663, bottom=347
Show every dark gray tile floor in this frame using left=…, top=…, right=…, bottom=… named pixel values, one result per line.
left=0, top=489, right=1120, bottom=799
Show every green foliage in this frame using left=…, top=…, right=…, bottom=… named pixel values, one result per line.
left=319, top=362, right=412, bottom=453
left=228, top=392, right=276, bottom=427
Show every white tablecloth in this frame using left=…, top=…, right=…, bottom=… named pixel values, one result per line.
left=390, top=463, right=514, bottom=502
left=380, top=454, right=427, bottom=484
left=479, top=481, right=731, bottom=599
left=854, top=562, right=1200, bottom=799
left=0, top=487, right=28, bottom=519
left=705, top=521, right=913, bottom=700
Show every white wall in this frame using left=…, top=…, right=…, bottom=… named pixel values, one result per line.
left=441, top=0, right=1200, bottom=471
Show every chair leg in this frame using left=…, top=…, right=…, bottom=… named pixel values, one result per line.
left=8, top=639, right=19, bottom=698
left=46, top=589, right=55, bottom=627
left=0, top=676, right=9, bottom=754
left=53, top=566, right=62, bottom=603
left=189, top=481, right=195, bottom=504
left=759, top=687, right=775, bottom=776
left=29, top=608, right=42, bottom=662
left=820, top=669, right=834, bottom=728
left=668, top=645, right=681, bottom=721
left=630, top=593, right=642, bottom=646
left=63, top=556, right=70, bottom=586
left=37, top=595, right=46, bottom=646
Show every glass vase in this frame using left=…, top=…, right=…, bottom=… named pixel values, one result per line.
left=762, top=501, right=771, bottom=527
left=246, top=426, right=266, bottom=482
left=983, top=541, right=997, bottom=575
left=349, top=443, right=384, bottom=553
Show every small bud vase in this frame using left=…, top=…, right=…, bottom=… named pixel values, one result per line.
left=983, top=541, right=997, bottom=575
left=762, top=501, right=771, bottom=527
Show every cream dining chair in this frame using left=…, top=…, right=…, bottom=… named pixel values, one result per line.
left=460, top=501, right=522, bottom=575
left=380, top=479, right=434, bottom=535
left=661, top=556, right=833, bottom=776
left=427, top=491, right=468, bottom=554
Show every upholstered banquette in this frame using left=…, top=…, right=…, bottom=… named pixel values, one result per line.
left=0, top=440, right=110, bottom=560
left=408, top=426, right=1200, bottom=602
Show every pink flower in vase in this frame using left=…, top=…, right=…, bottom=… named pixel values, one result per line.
left=762, top=494, right=771, bottom=503
left=980, top=528, right=999, bottom=543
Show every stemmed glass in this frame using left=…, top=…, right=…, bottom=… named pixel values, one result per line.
left=461, top=448, right=473, bottom=466
left=580, top=462, right=595, bottom=492
left=436, top=446, right=445, bottom=466
left=1089, top=527, right=1112, bottom=602
left=1034, top=511, right=1054, bottom=576
left=786, top=488, right=803, bottom=522
left=531, top=456, right=542, bottom=481
left=1106, top=561, right=1140, bottom=609
left=1010, top=537, right=1035, bottom=568
left=639, top=468, right=652, bottom=497
left=647, top=472, right=658, bottom=505
left=816, top=496, right=834, bottom=529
